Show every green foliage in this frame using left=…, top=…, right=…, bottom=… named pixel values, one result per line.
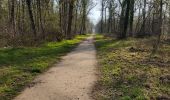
left=0, top=35, right=88, bottom=100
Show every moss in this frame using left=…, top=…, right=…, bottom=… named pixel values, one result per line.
left=95, top=34, right=170, bottom=100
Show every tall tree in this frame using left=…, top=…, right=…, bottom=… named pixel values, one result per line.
left=26, top=0, right=36, bottom=38
left=10, top=0, right=15, bottom=34
left=119, top=0, right=131, bottom=39
left=129, top=0, right=135, bottom=36
left=101, top=0, right=104, bottom=33
left=80, top=0, right=88, bottom=34
left=67, top=0, right=75, bottom=39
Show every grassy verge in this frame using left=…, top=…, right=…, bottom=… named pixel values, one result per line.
left=0, top=35, right=89, bottom=100
left=94, top=34, right=170, bottom=100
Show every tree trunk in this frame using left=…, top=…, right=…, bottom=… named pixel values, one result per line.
left=129, top=0, right=135, bottom=37
left=122, top=0, right=130, bottom=39
left=10, top=0, right=15, bottom=35
left=67, top=0, right=74, bottom=39
left=26, top=0, right=37, bottom=38
left=151, top=0, right=163, bottom=55
left=138, top=0, right=146, bottom=37
left=119, top=0, right=131, bottom=39
left=80, top=0, right=87, bottom=35
left=101, top=0, right=104, bottom=33
left=37, top=0, right=45, bottom=39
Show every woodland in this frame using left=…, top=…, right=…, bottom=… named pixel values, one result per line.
left=0, top=0, right=169, bottom=100
left=94, top=0, right=170, bottom=99
left=0, top=0, right=94, bottom=46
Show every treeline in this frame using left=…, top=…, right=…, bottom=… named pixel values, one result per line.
left=0, top=0, right=94, bottom=46
left=96, top=0, right=170, bottom=39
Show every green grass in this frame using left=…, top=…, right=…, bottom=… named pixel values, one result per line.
left=0, top=34, right=89, bottom=100
left=94, top=34, right=170, bottom=100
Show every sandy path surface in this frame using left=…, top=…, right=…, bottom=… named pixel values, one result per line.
left=14, top=36, right=97, bottom=100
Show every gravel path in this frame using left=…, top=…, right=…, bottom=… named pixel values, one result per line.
left=14, top=35, right=97, bottom=100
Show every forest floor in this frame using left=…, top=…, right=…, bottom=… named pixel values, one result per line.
left=1, top=34, right=169, bottom=100
left=14, top=35, right=97, bottom=100
left=0, top=35, right=90, bottom=100
left=94, top=34, right=170, bottom=100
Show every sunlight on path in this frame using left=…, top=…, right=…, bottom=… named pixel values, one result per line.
left=14, top=35, right=97, bottom=100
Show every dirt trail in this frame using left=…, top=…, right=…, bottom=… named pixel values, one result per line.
left=14, top=35, right=97, bottom=100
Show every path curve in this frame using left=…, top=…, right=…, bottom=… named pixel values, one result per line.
left=14, top=35, right=97, bottom=100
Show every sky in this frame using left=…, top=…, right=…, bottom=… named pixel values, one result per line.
left=88, top=0, right=101, bottom=25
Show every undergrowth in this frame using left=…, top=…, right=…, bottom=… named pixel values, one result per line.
left=94, top=34, right=170, bottom=100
